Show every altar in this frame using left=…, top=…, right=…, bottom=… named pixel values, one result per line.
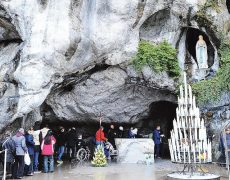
left=115, top=138, right=155, bottom=164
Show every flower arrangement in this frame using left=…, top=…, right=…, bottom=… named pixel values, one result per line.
left=145, top=153, right=154, bottom=165
left=91, top=145, right=107, bottom=167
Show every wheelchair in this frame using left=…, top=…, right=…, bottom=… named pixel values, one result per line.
left=71, top=139, right=91, bottom=164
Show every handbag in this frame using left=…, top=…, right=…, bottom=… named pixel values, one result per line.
left=24, top=152, right=31, bottom=165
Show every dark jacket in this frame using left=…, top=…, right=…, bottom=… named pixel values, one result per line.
left=25, top=133, right=35, bottom=155
left=117, top=130, right=124, bottom=138
left=153, top=130, right=161, bottom=145
left=2, top=137, right=16, bottom=163
left=128, top=129, right=135, bottom=138
left=57, top=131, right=67, bottom=146
left=66, top=129, right=78, bottom=147
left=108, top=129, right=117, bottom=143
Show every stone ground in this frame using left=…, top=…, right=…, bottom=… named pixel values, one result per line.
left=2, top=159, right=230, bottom=180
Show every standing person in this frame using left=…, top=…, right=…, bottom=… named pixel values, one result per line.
left=32, top=127, right=41, bottom=172
left=56, top=127, right=66, bottom=164
left=12, top=128, right=28, bottom=179
left=2, top=131, right=16, bottom=175
left=117, top=126, right=124, bottom=138
left=66, top=127, right=78, bottom=161
left=107, top=125, right=117, bottom=149
left=24, top=128, right=35, bottom=176
left=153, top=125, right=164, bottom=158
left=219, top=128, right=230, bottom=164
left=131, top=128, right=138, bottom=138
left=40, top=124, right=50, bottom=140
left=41, top=130, right=56, bottom=173
left=95, top=126, right=107, bottom=147
left=128, top=127, right=134, bottom=138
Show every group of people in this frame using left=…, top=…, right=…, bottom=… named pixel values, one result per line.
left=1, top=125, right=81, bottom=179
left=95, top=124, right=165, bottom=159
left=95, top=125, right=124, bottom=150
left=0, top=123, right=166, bottom=179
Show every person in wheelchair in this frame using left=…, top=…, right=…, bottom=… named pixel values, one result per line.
left=76, top=134, right=86, bottom=151
left=104, top=141, right=118, bottom=161
left=74, top=134, right=90, bottom=162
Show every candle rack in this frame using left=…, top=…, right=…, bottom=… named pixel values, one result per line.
left=167, top=73, right=219, bottom=179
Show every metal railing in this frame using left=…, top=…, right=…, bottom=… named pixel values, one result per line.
left=0, top=149, right=7, bottom=180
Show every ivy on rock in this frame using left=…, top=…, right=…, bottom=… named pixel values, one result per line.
left=192, top=43, right=230, bottom=104
left=132, top=40, right=180, bottom=78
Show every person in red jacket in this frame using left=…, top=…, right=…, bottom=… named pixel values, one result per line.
left=96, top=126, right=107, bottom=147
left=41, top=130, right=56, bottom=173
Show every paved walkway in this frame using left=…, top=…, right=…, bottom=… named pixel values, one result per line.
left=6, top=160, right=230, bottom=180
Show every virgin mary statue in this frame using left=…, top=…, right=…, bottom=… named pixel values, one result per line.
left=196, top=35, right=208, bottom=69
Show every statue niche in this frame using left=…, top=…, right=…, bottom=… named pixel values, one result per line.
left=195, top=35, right=208, bottom=69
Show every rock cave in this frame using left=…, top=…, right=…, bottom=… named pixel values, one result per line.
left=186, top=28, right=215, bottom=68
left=0, top=0, right=229, bottom=178
left=139, top=101, right=177, bottom=158
left=227, top=0, right=230, bottom=13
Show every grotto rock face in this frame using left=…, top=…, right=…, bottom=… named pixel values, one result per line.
left=46, top=67, right=176, bottom=124
left=0, top=0, right=229, bottom=131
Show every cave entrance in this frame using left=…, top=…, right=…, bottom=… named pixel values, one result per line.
left=140, top=101, right=177, bottom=158
left=186, top=28, right=215, bottom=67
left=227, top=0, right=230, bottom=13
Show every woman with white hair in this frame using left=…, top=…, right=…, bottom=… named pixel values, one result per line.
left=12, top=128, right=28, bottom=179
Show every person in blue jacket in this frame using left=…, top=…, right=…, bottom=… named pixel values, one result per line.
left=153, top=125, right=164, bottom=158
left=219, top=128, right=230, bottom=164
left=24, top=127, right=35, bottom=176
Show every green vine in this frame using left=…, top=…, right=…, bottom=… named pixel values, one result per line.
left=192, top=43, right=230, bottom=104
left=132, top=40, right=180, bottom=78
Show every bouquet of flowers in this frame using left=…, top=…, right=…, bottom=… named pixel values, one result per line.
left=91, top=145, right=107, bottom=167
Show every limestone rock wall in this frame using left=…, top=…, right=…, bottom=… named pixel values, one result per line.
left=0, top=0, right=229, bottom=131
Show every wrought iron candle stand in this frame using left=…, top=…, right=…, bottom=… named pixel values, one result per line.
left=167, top=73, right=220, bottom=180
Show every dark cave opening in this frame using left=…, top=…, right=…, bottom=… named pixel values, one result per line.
left=186, top=28, right=215, bottom=67
left=227, top=0, right=230, bottom=13
left=139, top=101, right=177, bottom=158
left=39, top=100, right=177, bottom=159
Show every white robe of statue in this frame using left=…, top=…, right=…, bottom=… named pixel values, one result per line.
left=195, top=35, right=208, bottom=69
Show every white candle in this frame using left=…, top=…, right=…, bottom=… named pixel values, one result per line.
left=183, top=145, right=186, bottom=164
left=180, top=85, right=183, bottom=99
left=193, top=96, right=196, bottom=109
left=198, top=142, right=201, bottom=163
left=176, top=140, right=181, bottom=162
left=192, top=144, right=196, bottom=163
left=188, top=145, right=191, bottom=164
left=189, top=85, right=192, bottom=105
left=184, top=73, right=188, bottom=103
left=195, top=127, right=197, bottom=140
